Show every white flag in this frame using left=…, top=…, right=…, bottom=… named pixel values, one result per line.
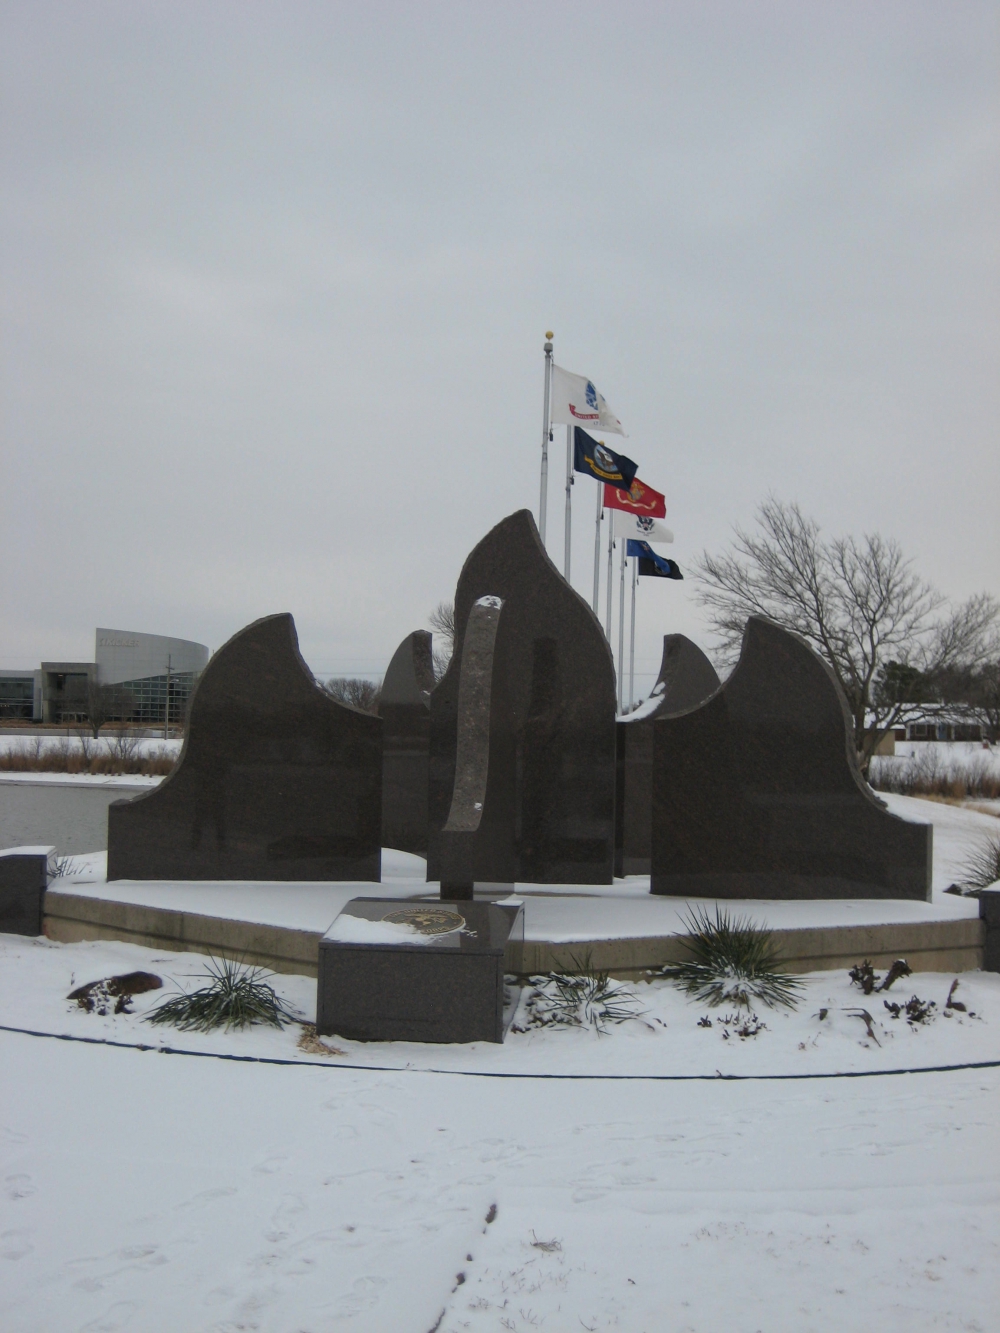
left=549, top=364, right=625, bottom=435
left=614, top=512, right=673, bottom=543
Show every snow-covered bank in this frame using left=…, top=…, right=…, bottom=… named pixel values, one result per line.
left=1, top=989, right=997, bottom=1332
left=2, top=931, right=996, bottom=1080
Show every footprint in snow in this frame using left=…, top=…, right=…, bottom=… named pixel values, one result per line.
left=77, top=1300, right=139, bottom=1332
left=1, top=1228, right=33, bottom=1260
left=4, top=1173, right=35, bottom=1200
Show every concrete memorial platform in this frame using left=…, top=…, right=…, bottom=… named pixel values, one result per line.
left=427, top=509, right=617, bottom=891
left=107, top=614, right=382, bottom=883
left=651, top=617, right=933, bottom=899
left=316, top=896, right=524, bottom=1043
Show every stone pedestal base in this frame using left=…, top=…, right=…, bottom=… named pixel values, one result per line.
left=316, top=898, right=523, bottom=1043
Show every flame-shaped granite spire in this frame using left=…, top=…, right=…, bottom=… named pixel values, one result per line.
left=427, top=509, right=617, bottom=888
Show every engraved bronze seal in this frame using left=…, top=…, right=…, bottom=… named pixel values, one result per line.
left=382, top=907, right=466, bottom=936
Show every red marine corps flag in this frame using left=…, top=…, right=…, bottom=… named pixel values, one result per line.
left=603, top=477, right=666, bottom=519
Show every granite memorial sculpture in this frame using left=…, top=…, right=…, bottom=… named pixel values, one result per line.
left=107, top=614, right=382, bottom=882
left=981, top=891, right=1000, bottom=973
left=379, top=629, right=435, bottom=855
left=0, top=845, right=53, bottom=935
left=615, top=635, right=721, bottom=875
left=650, top=616, right=932, bottom=899
left=316, top=896, right=524, bottom=1043
left=427, top=508, right=617, bottom=892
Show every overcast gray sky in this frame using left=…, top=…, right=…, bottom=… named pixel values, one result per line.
left=3, top=1, right=997, bottom=693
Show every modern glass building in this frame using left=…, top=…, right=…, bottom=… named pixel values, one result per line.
left=0, top=670, right=41, bottom=720
left=5, top=629, right=209, bottom=726
left=92, top=628, right=210, bottom=726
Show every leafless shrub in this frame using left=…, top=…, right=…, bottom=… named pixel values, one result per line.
left=108, top=730, right=144, bottom=764
left=0, top=737, right=175, bottom=777
left=321, top=677, right=382, bottom=714
left=429, top=601, right=455, bottom=680
left=869, top=750, right=1000, bottom=800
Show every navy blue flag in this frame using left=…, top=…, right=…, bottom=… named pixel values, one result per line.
left=627, top=539, right=683, bottom=580
left=573, top=427, right=638, bottom=489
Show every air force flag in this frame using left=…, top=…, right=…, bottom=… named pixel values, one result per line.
left=573, top=428, right=638, bottom=489
left=626, top=540, right=683, bottom=580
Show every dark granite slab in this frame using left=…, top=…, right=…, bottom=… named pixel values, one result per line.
left=379, top=630, right=434, bottom=855
left=107, top=614, right=381, bottom=882
left=316, top=896, right=524, bottom=1043
left=615, top=635, right=720, bottom=875
left=0, top=846, right=53, bottom=935
left=427, top=509, right=616, bottom=890
left=651, top=617, right=932, bottom=899
left=981, top=891, right=1000, bottom=972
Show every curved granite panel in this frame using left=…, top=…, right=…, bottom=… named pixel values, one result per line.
left=650, top=617, right=931, bottom=899
left=379, top=629, right=434, bottom=855
left=427, top=509, right=617, bottom=887
left=615, top=635, right=721, bottom=875
left=107, top=613, right=381, bottom=881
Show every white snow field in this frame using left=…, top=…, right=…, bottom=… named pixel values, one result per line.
left=2, top=790, right=999, bottom=1331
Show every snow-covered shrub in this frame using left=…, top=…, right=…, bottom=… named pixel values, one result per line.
left=145, top=956, right=298, bottom=1033
left=658, top=907, right=804, bottom=1010
left=516, top=968, right=644, bottom=1035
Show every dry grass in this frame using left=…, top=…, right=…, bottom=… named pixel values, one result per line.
left=0, top=737, right=176, bottom=777
left=869, top=749, right=1000, bottom=801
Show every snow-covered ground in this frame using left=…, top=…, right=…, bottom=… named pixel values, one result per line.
left=3, top=791, right=998, bottom=1330
left=1, top=931, right=998, bottom=1331
left=888, top=739, right=1000, bottom=767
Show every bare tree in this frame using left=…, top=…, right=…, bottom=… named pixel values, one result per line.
left=695, top=498, right=999, bottom=773
left=428, top=601, right=455, bottom=680
left=84, top=680, right=137, bottom=740
left=321, top=677, right=382, bottom=714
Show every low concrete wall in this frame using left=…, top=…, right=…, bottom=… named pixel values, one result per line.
left=43, top=891, right=985, bottom=982
left=0, top=779, right=147, bottom=855
left=44, top=891, right=321, bottom=977
left=514, top=918, right=984, bottom=979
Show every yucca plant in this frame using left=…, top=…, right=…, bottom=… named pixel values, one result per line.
left=659, top=906, right=804, bottom=1010
left=145, top=956, right=298, bottom=1032
left=960, top=830, right=1000, bottom=891
left=521, top=962, right=644, bottom=1035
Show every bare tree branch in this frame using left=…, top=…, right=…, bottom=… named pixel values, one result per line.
left=694, top=499, right=999, bottom=771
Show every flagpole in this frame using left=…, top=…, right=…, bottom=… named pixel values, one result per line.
left=538, top=333, right=553, bottom=547
left=563, top=424, right=573, bottom=580
left=605, top=509, right=614, bottom=641
left=617, top=529, right=626, bottom=714
left=592, top=481, right=602, bottom=613
left=628, top=553, right=637, bottom=712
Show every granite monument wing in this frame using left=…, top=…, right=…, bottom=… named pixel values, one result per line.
left=615, top=635, right=721, bottom=875
left=379, top=629, right=435, bottom=855
left=650, top=616, right=932, bottom=899
left=107, top=613, right=381, bottom=881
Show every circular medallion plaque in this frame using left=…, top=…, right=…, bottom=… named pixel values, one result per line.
left=382, top=907, right=466, bottom=936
